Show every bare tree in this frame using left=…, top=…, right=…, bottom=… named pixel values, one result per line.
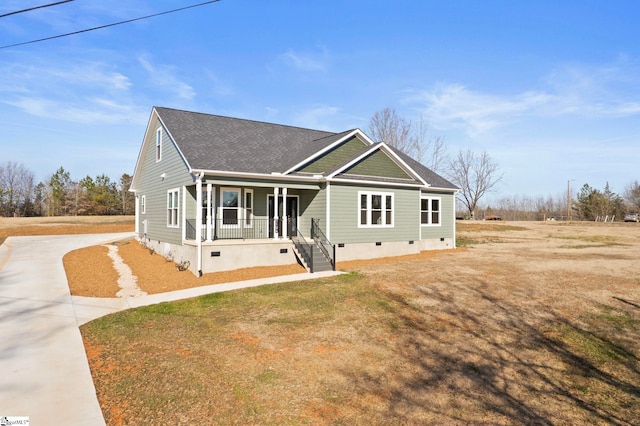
left=410, top=114, right=448, bottom=174
left=368, top=109, right=448, bottom=174
left=0, top=161, right=36, bottom=217
left=624, top=180, right=640, bottom=211
left=447, top=149, right=503, bottom=219
left=368, top=108, right=412, bottom=153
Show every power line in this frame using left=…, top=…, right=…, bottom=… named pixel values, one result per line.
left=0, top=0, right=221, bottom=50
left=0, top=1, right=75, bottom=19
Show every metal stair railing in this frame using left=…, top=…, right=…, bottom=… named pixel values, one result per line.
left=289, top=219, right=315, bottom=272
left=311, top=218, right=335, bottom=271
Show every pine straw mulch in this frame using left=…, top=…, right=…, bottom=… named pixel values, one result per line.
left=65, top=236, right=446, bottom=297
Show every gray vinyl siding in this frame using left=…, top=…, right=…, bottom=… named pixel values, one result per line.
left=420, top=191, right=456, bottom=240
left=344, top=150, right=412, bottom=179
left=299, top=187, right=326, bottom=238
left=299, top=136, right=368, bottom=174
left=329, top=184, right=420, bottom=244
left=136, top=115, right=194, bottom=245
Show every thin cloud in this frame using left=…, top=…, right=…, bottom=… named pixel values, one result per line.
left=0, top=58, right=144, bottom=123
left=278, top=47, right=329, bottom=72
left=293, top=105, right=340, bottom=130
left=407, top=60, right=640, bottom=136
left=138, top=56, right=196, bottom=101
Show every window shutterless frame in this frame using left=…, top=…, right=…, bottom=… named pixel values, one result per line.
left=167, top=188, right=179, bottom=227
left=421, top=196, right=441, bottom=226
left=358, top=191, right=394, bottom=227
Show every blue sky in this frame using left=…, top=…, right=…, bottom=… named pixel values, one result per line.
left=1, top=0, right=639, bottom=201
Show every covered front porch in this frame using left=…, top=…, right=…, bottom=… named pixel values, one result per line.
left=181, top=176, right=334, bottom=274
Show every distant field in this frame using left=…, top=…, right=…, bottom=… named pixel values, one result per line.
left=0, top=216, right=134, bottom=244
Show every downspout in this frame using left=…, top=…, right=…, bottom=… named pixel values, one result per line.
left=134, top=193, right=139, bottom=238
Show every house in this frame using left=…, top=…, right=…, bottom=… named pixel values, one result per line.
left=130, top=107, right=459, bottom=276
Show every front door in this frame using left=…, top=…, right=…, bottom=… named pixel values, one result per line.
left=268, top=196, right=298, bottom=238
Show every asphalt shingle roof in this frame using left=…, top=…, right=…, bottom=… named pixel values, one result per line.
left=154, top=106, right=458, bottom=190
left=155, top=107, right=341, bottom=174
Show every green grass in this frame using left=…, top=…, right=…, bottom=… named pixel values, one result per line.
left=552, top=234, right=629, bottom=248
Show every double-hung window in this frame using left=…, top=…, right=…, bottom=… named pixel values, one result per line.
left=221, top=188, right=240, bottom=226
left=421, top=197, right=441, bottom=226
left=140, top=195, right=146, bottom=214
left=244, top=189, right=253, bottom=227
left=359, top=191, right=393, bottom=227
left=167, top=189, right=179, bottom=227
left=156, top=128, right=162, bottom=162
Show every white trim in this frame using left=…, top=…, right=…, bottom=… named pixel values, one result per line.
left=282, top=129, right=373, bottom=175
left=166, top=188, right=180, bottom=228
left=326, top=182, right=331, bottom=241
left=420, top=195, right=442, bottom=227
left=191, top=168, right=324, bottom=184
left=329, top=176, right=423, bottom=189
left=220, top=187, right=241, bottom=228
left=181, top=187, right=186, bottom=240
left=196, top=178, right=203, bottom=242
left=358, top=191, right=394, bottom=228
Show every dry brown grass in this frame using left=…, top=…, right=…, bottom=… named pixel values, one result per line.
left=4, top=218, right=640, bottom=423
left=0, top=215, right=134, bottom=244
left=78, top=220, right=640, bottom=425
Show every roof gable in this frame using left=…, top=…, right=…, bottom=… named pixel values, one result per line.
left=340, top=148, right=414, bottom=180
left=296, top=134, right=369, bottom=175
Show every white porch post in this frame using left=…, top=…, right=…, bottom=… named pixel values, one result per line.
left=282, top=187, right=288, bottom=238
left=206, top=183, right=212, bottom=241
left=196, top=178, right=203, bottom=243
left=273, top=187, right=280, bottom=240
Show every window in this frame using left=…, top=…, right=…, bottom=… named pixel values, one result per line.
left=140, top=195, right=146, bottom=214
left=167, top=189, right=179, bottom=227
left=221, top=188, right=240, bottom=226
left=201, top=191, right=209, bottom=225
left=244, top=189, right=253, bottom=227
left=156, top=128, right=162, bottom=162
left=359, top=191, right=393, bottom=227
left=421, top=197, right=441, bottom=226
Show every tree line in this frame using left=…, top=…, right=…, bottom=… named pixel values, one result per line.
left=475, top=181, right=640, bottom=221
left=0, top=162, right=134, bottom=217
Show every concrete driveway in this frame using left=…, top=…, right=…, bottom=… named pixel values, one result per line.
left=0, top=233, right=132, bottom=426
left=0, top=233, right=342, bottom=424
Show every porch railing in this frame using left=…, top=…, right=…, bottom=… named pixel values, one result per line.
left=186, top=218, right=271, bottom=241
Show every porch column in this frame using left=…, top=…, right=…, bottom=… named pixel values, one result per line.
left=196, top=178, right=203, bottom=243
left=282, top=187, right=288, bottom=239
left=206, top=183, right=212, bottom=241
left=273, top=187, right=280, bottom=241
